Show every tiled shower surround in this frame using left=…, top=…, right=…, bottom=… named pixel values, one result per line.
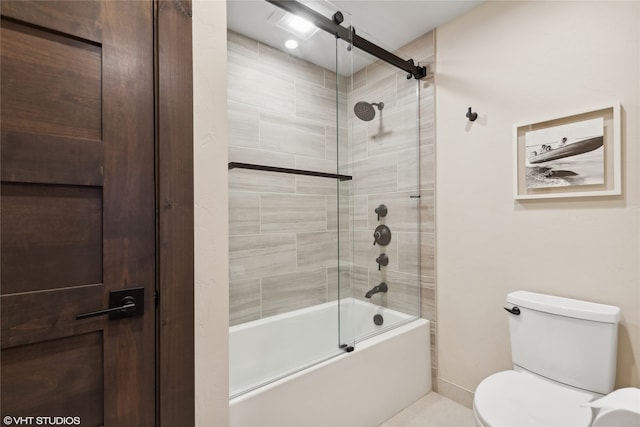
left=227, top=29, right=436, bottom=384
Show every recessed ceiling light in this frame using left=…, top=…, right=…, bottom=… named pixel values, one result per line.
left=285, top=39, right=299, bottom=49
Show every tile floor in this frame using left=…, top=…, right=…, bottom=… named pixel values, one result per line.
left=379, top=392, right=476, bottom=427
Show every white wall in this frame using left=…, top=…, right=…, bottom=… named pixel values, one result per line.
left=435, top=1, right=640, bottom=406
left=194, top=0, right=229, bottom=424
left=191, top=0, right=640, bottom=418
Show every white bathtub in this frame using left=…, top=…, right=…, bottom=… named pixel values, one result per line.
left=230, top=298, right=431, bottom=427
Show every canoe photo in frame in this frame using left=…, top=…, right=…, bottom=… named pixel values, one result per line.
left=524, top=117, right=604, bottom=189
left=513, top=104, right=621, bottom=200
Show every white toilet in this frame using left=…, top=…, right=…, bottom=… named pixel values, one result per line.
left=473, top=291, right=640, bottom=427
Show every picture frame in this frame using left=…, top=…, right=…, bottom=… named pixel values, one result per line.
left=513, top=103, right=621, bottom=199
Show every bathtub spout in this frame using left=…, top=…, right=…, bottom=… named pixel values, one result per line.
left=365, top=282, right=388, bottom=298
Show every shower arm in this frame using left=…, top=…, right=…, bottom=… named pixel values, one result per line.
left=264, top=0, right=428, bottom=80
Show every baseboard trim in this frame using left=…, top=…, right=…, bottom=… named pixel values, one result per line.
left=436, top=378, right=474, bottom=409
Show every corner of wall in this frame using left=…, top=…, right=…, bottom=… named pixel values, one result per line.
left=193, top=1, right=230, bottom=425
left=437, top=378, right=474, bottom=409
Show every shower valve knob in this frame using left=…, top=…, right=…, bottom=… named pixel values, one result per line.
left=376, top=254, right=389, bottom=271
left=374, top=204, right=388, bottom=221
left=373, top=225, right=392, bottom=246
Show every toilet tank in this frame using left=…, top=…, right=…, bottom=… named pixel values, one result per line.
left=506, top=291, right=620, bottom=395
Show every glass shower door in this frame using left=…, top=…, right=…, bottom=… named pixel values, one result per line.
left=347, top=31, right=422, bottom=343
left=336, top=27, right=355, bottom=353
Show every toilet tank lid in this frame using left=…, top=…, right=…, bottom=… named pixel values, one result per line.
left=507, top=291, right=620, bottom=324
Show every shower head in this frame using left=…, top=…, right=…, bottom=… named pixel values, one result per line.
left=353, top=101, right=384, bottom=121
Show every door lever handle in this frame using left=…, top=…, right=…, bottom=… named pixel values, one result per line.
left=76, top=287, right=145, bottom=320
left=76, top=296, right=136, bottom=319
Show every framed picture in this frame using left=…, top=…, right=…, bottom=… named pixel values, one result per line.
left=513, top=103, right=621, bottom=199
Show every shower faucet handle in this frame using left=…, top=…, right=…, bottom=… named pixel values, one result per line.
left=376, top=254, right=389, bottom=271
left=374, top=204, right=388, bottom=221
left=373, top=225, right=392, bottom=246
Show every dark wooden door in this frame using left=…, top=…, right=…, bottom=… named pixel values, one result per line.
left=1, top=1, right=155, bottom=426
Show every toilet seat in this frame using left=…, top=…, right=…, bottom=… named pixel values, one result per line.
left=474, top=371, right=593, bottom=427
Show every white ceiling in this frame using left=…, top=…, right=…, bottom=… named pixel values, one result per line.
left=227, top=0, right=483, bottom=73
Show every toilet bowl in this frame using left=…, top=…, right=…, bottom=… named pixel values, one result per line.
left=474, top=378, right=640, bottom=427
left=473, top=370, right=594, bottom=427
left=473, top=291, right=627, bottom=427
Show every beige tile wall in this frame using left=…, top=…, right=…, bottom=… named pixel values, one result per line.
left=227, top=30, right=436, bottom=389
left=228, top=30, right=347, bottom=325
